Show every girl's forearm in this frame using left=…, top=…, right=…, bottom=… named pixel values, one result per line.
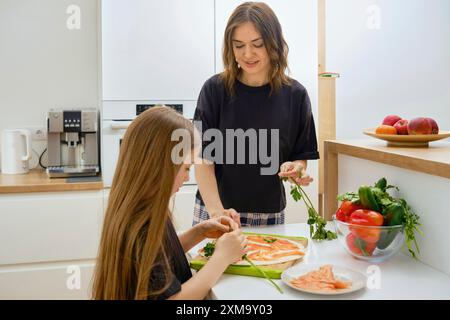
left=178, top=225, right=205, bottom=253
left=195, top=162, right=224, bottom=217
left=168, top=254, right=229, bottom=300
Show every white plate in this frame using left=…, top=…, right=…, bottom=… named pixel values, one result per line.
left=281, top=264, right=366, bottom=295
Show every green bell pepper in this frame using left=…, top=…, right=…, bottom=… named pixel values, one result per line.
left=358, top=185, right=381, bottom=213
left=377, top=202, right=405, bottom=249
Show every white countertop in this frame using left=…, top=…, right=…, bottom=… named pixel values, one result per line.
left=189, top=223, right=450, bottom=300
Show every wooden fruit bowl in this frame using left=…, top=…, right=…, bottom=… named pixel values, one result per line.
left=363, top=129, right=450, bottom=147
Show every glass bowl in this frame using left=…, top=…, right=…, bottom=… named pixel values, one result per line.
left=333, top=215, right=405, bottom=263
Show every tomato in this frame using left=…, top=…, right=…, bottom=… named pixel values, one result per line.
left=349, top=225, right=381, bottom=243
left=346, top=233, right=377, bottom=256
left=335, top=208, right=347, bottom=222
left=348, top=209, right=384, bottom=226
left=348, top=209, right=384, bottom=243
left=335, top=200, right=364, bottom=222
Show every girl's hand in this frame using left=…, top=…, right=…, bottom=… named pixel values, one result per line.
left=278, top=161, right=313, bottom=186
left=210, top=208, right=241, bottom=228
left=197, top=216, right=238, bottom=239
left=214, top=229, right=248, bottom=264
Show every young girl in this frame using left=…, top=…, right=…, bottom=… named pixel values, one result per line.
left=92, top=106, right=247, bottom=300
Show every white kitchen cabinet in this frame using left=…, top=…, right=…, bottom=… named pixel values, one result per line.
left=101, top=0, right=215, bottom=101
left=0, top=191, right=103, bottom=265
left=0, top=190, right=103, bottom=299
left=0, top=262, right=95, bottom=300
left=103, top=188, right=110, bottom=216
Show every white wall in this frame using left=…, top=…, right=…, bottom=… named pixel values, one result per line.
left=326, top=0, right=450, bottom=140
left=0, top=0, right=100, bottom=168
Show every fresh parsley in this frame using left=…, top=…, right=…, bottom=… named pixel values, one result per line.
left=263, top=237, right=277, bottom=244
left=203, top=242, right=216, bottom=257
left=286, top=178, right=337, bottom=241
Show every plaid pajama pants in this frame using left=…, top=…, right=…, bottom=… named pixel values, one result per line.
left=192, top=197, right=285, bottom=227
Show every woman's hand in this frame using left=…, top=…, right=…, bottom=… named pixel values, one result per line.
left=197, top=216, right=238, bottom=239
left=278, top=161, right=313, bottom=186
left=214, top=228, right=248, bottom=265
left=209, top=208, right=241, bottom=228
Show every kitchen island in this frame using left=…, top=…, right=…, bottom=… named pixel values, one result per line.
left=189, top=223, right=450, bottom=300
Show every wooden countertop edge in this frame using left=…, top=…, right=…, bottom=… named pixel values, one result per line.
left=0, top=182, right=104, bottom=194
left=324, top=140, right=450, bottom=179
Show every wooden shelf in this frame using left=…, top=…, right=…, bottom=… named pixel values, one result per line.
left=323, top=139, right=450, bottom=220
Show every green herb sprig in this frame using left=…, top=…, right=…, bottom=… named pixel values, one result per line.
left=263, top=237, right=277, bottom=244
left=283, top=177, right=337, bottom=241
left=242, top=255, right=283, bottom=294
left=203, top=241, right=283, bottom=294
left=203, top=242, right=216, bottom=258
left=399, top=198, right=423, bottom=259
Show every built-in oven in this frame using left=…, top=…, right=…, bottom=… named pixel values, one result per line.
left=102, top=101, right=197, bottom=187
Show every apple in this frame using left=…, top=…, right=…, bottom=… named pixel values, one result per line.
left=426, top=118, right=439, bottom=134
left=393, top=119, right=409, bottom=135
left=407, top=117, right=432, bottom=135
left=382, top=115, right=402, bottom=126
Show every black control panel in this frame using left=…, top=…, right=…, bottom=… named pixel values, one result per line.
left=136, top=104, right=183, bottom=116
left=63, top=111, right=82, bottom=132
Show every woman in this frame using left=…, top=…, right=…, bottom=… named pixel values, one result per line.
left=92, top=106, right=247, bottom=300
left=193, top=2, right=319, bottom=227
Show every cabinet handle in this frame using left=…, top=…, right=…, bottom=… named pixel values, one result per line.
left=110, top=123, right=130, bottom=130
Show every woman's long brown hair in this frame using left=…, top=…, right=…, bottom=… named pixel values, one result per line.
left=92, top=106, right=196, bottom=300
left=221, top=1, right=291, bottom=95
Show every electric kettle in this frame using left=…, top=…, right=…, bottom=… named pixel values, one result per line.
left=1, top=129, right=31, bottom=174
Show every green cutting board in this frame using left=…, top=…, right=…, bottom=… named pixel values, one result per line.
left=189, top=232, right=308, bottom=279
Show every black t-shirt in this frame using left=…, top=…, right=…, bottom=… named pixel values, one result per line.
left=194, top=74, right=320, bottom=213
left=149, top=220, right=192, bottom=300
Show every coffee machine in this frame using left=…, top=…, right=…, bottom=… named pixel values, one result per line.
left=46, top=108, right=100, bottom=178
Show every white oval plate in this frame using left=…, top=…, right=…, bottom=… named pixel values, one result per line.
left=281, top=264, right=367, bottom=295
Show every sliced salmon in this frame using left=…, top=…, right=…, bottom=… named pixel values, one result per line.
left=290, top=265, right=352, bottom=292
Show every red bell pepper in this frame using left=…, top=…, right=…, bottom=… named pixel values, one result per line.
left=335, top=200, right=364, bottom=222
left=348, top=209, right=384, bottom=243
left=346, top=233, right=377, bottom=256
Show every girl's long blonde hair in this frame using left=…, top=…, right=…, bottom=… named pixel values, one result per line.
left=221, top=1, right=291, bottom=95
left=92, top=106, right=196, bottom=300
